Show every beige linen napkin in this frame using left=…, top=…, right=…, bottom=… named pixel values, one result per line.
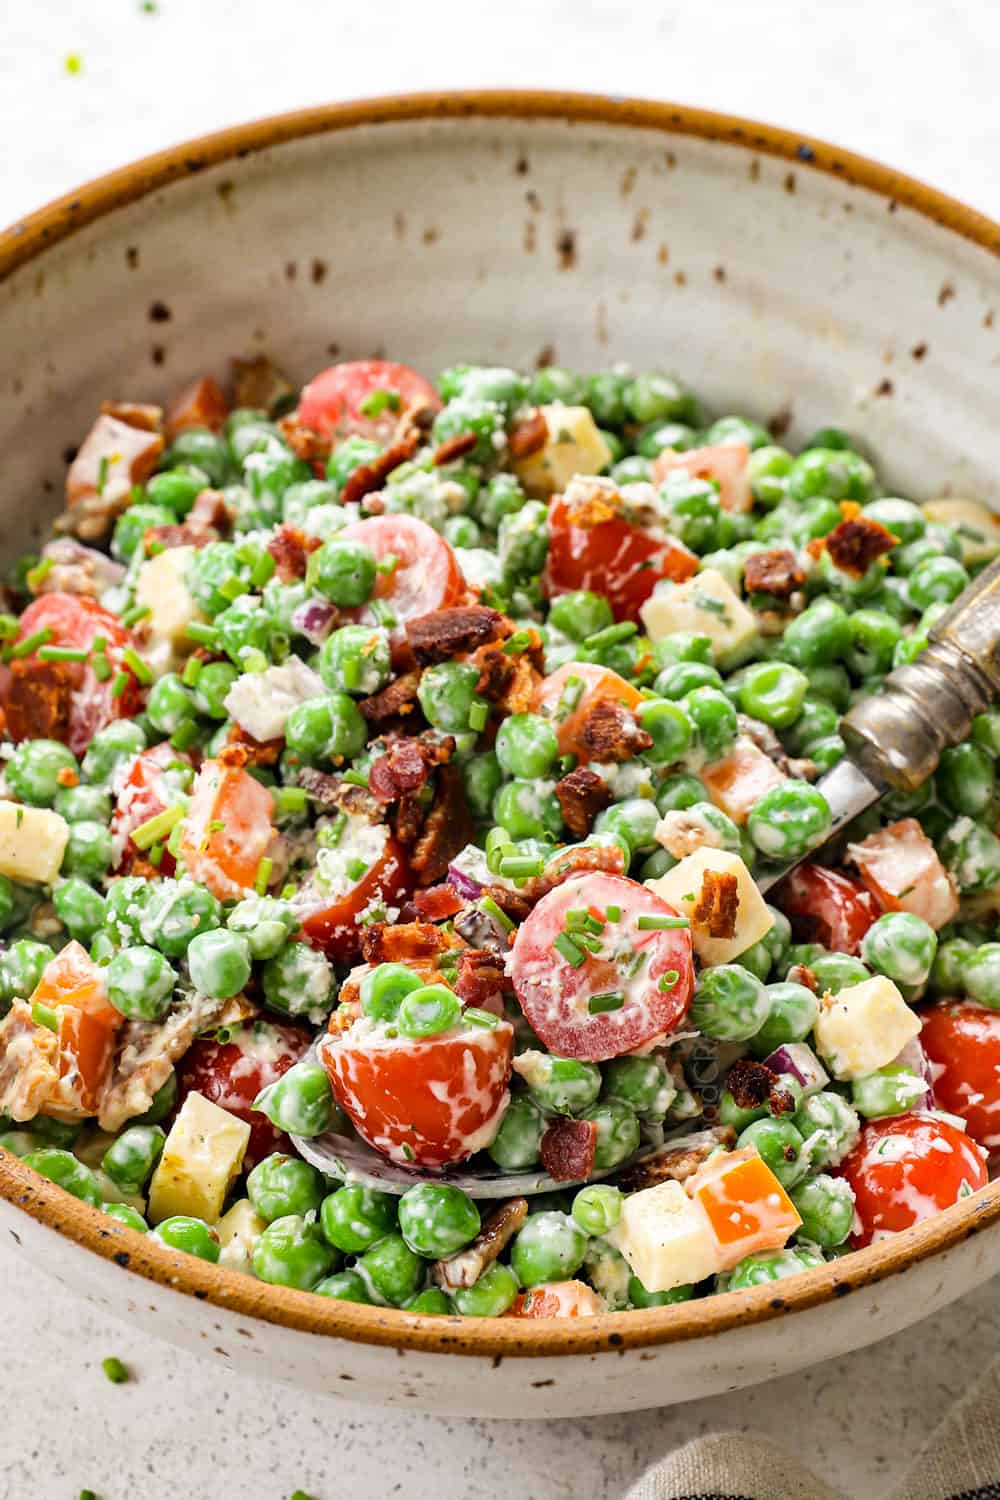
left=627, top=1360, right=1000, bottom=1500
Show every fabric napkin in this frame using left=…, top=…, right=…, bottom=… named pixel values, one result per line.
left=626, top=1357, right=1000, bottom=1500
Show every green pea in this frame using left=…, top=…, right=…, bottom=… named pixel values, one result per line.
left=314, top=1269, right=372, bottom=1303
left=285, top=692, right=367, bottom=763
left=320, top=1185, right=398, bottom=1254
left=654, top=661, right=724, bottom=700
left=749, top=981, right=819, bottom=1057
left=748, top=780, right=831, bottom=862
left=936, top=743, right=995, bottom=818
left=495, top=714, right=560, bottom=779
left=579, top=1098, right=641, bottom=1170
left=397, top=983, right=461, bottom=1039
left=930, top=937, right=974, bottom=995
left=690, top=965, right=770, bottom=1042
left=781, top=698, right=840, bottom=757
left=417, top=660, right=482, bottom=734
left=357, top=1232, right=425, bottom=1306
left=325, top=435, right=381, bottom=493
left=793, top=1091, right=861, bottom=1168
left=962, top=943, right=1000, bottom=1009
left=851, top=1065, right=927, bottom=1118
left=626, top=372, right=693, bottom=424
left=247, top=1152, right=326, bottom=1223
left=860, top=912, right=937, bottom=988
left=787, top=447, right=875, bottom=503
left=24, top=1115, right=80, bottom=1149
left=629, top=1275, right=695, bottom=1307
left=860, top=497, right=924, bottom=544
left=282, top=477, right=340, bottom=520
left=226, top=895, right=299, bottom=960
left=106, top=945, right=176, bottom=1021
left=251, top=1213, right=334, bottom=1289
left=104, top=1202, right=149, bottom=1233
left=451, top=1261, right=520, bottom=1317
left=130, top=1071, right=178, bottom=1127
left=546, top=591, right=614, bottom=642
left=53, top=878, right=107, bottom=943
left=655, top=773, right=705, bottom=815
left=907, top=555, right=969, bottom=609
left=705, top=414, right=770, bottom=450
left=146, top=673, right=198, bottom=735
left=637, top=698, right=693, bottom=764
left=636, top=421, right=696, bottom=458
left=147, top=465, right=208, bottom=517
left=261, top=942, right=334, bottom=1024
left=0, top=940, right=53, bottom=1006
left=724, top=1245, right=824, bottom=1289
left=845, top=609, right=902, bottom=678
left=780, top=598, right=851, bottom=668
left=402, top=1287, right=452, bottom=1315
left=527, top=366, right=587, bottom=406
left=601, top=1055, right=675, bottom=1120
left=254, top=1062, right=334, bottom=1138
left=307, top=538, right=377, bottom=606
left=81, top=720, right=147, bottom=785
left=738, top=661, right=808, bottom=730
left=147, top=879, right=221, bottom=958
left=571, top=1184, right=623, bottom=1237
left=940, top=818, right=1000, bottom=893
left=190, top=661, right=237, bottom=720
left=22, top=1148, right=102, bottom=1207
left=7, top=740, right=80, bottom=807
left=432, top=394, right=506, bottom=462
left=737, top=1117, right=808, bottom=1189
left=748, top=445, right=793, bottom=507
left=165, top=427, right=230, bottom=485
left=807, top=953, right=869, bottom=997
left=498, top=500, right=549, bottom=580
left=487, top=1094, right=545, bottom=1170
left=186, top=928, right=251, bottom=1001
left=593, top=797, right=659, bottom=858
left=53, top=784, right=112, bottom=824
left=473, top=472, right=526, bottom=531
left=790, top=1173, right=855, bottom=1248
left=518, top=1053, right=602, bottom=1115
left=719, top=1088, right=767, bottom=1133
left=682, top=686, right=738, bottom=760
left=319, top=625, right=392, bottom=696
left=661, top=477, right=721, bottom=553
left=462, top=751, right=503, bottom=820
left=61, top=819, right=113, bottom=882
left=585, top=370, right=630, bottom=426
left=398, top=1183, right=481, bottom=1257
left=112, top=501, right=175, bottom=561
left=511, top=1211, right=588, bottom=1287
left=101, top=1125, right=165, bottom=1194
left=492, top=778, right=562, bottom=840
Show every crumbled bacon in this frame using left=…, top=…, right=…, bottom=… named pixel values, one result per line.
left=326, top=997, right=361, bottom=1038
left=737, top=713, right=791, bottom=774
left=454, top=949, right=507, bottom=1016
left=340, top=427, right=421, bottom=507
left=358, top=670, right=423, bottom=727
left=278, top=411, right=333, bottom=467
left=61, top=409, right=165, bottom=541
left=410, top=763, right=474, bottom=885
left=692, top=869, right=739, bottom=939
left=267, top=523, right=323, bottom=583
left=554, top=766, right=613, bottom=837
left=144, top=488, right=232, bottom=553
left=469, top=642, right=542, bottom=715
left=823, top=515, right=897, bottom=576
left=614, top=1126, right=736, bottom=1193
left=508, top=409, right=548, bottom=460
left=540, top=1116, right=599, bottom=1182
left=0, top=1002, right=61, bottom=1122
left=369, top=734, right=454, bottom=803
left=410, top=883, right=465, bottom=922
left=433, top=1198, right=528, bottom=1291
left=98, top=989, right=235, bottom=1133
left=165, top=375, right=228, bottom=440
left=432, top=431, right=478, bottom=466
left=578, top=697, right=652, bottom=764
left=785, top=963, right=819, bottom=992
left=405, top=606, right=508, bottom=666
left=4, top=660, right=73, bottom=743
left=222, top=723, right=284, bottom=767
left=100, top=400, right=162, bottom=432
left=726, top=1058, right=794, bottom=1116
left=231, top=354, right=296, bottom=415
left=360, top=922, right=458, bottom=964
left=743, top=547, right=806, bottom=599
left=295, top=768, right=382, bottom=821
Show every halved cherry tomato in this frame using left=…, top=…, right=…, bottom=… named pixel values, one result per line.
left=31, top=942, right=122, bottom=1115
left=653, top=442, right=753, bottom=514
left=297, top=360, right=441, bottom=445
left=507, top=1281, right=605, bottom=1318
left=838, top=1112, right=988, bottom=1247
left=337, top=515, right=467, bottom=642
left=510, top=872, right=694, bottom=1062
left=299, top=833, right=412, bottom=961
left=112, top=742, right=191, bottom=876
left=847, top=819, right=959, bottom=931
left=175, top=1019, right=312, bottom=1166
left=921, top=1001, right=1000, bottom=1150
left=321, top=1017, right=514, bottom=1168
left=3, top=594, right=143, bottom=756
left=533, top=661, right=642, bottom=760
left=179, top=759, right=275, bottom=901
left=543, top=495, right=698, bottom=623
left=773, top=862, right=880, bottom=956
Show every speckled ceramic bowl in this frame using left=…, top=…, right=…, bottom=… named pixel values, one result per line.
left=1, top=92, right=999, bottom=1418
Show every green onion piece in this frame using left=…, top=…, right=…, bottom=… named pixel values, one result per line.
left=501, top=630, right=533, bottom=655
left=131, top=803, right=185, bottom=851
left=181, top=655, right=203, bottom=687
left=251, top=552, right=276, bottom=588
left=185, top=622, right=220, bottom=647
left=583, top=621, right=637, bottom=652
left=342, top=769, right=369, bottom=787
left=274, top=786, right=308, bottom=817
left=37, top=645, right=88, bottom=663
left=359, top=388, right=401, bottom=419
left=218, top=574, right=247, bottom=603
left=324, top=810, right=348, bottom=846
left=341, top=653, right=362, bottom=691
left=122, top=603, right=151, bottom=628
left=122, top=647, right=152, bottom=684
left=573, top=931, right=603, bottom=953
left=658, top=969, right=680, bottom=992
left=369, top=600, right=397, bottom=628
left=166, top=818, right=187, bottom=857
left=637, top=915, right=691, bottom=931
left=280, top=883, right=298, bottom=900
left=91, top=635, right=107, bottom=651
left=254, top=856, right=273, bottom=896
left=25, top=557, right=54, bottom=592
left=101, top=1356, right=130, bottom=1385
left=96, top=455, right=111, bottom=496
left=555, top=675, right=584, bottom=720
left=463, top=1007, right=500, bottom=1029
left=147, top=841, right=165, bottom=867
left=0, top=614, right=20, bottom=641
left=346, top=857, right=368, bottom=882
left=554, top=932, right=586, bottom=968
left=111, top=670, right=130, bottom=699
left=588, top=991, right=625, bottom=1014
left=31, top=1000, right=59, bottom=1032
left=497, top=855, right=544, bottom=880
left=468, top=699, right=489, bottom=733
left=170, top=720, right=200, bottom=751
left=376, top=552, right=400, bottom=575
left=565, top=908, right=604, bottom=934
left=9, top=627, right=54, bottom=659
left=605, top=904, right=622, bottom=922
left=480, top=895, right=514, bottom=933
left=208, top=820, right=226, bottom=833
left=91, top=652, right=112, bottom=682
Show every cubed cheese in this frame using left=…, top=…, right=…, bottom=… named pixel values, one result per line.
left=135, top=545, right=206, bottom=675
left=606, top=1179, right=720, bottom=1293
left=512, top=405, right=612, bottom=497
left=216, top=1198, right=267, bottom=1274
left=147, top=1090, right=250, bottom=1225
left=686, top=1147, right=801, bottom=1266
left=922, top=497, right=1000, bottom=565
left=224, top=656, right=325, bottom=743
left=0, top=802, right=69, bottom=885
left=813, top=974, right=921, bottom=1081
left=640, top=569, right=759, bottom=667
left=646, top=848, right=774, bottom=965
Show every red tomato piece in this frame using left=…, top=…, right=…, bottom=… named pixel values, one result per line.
left=838, top=1112, right=988, bottom=1247
left=4, top=594, right=143, bottom=756
left=533, top=661, right=643, bottom=760
left=507, top=1280, right=605, bottom=1318
left=337, top=515, right=467, bottom=642
left=112, top=742, right=191, bottom=876
left=543, top=494, right=698, bottom=623
left=847, top=819, right=959, bottom=931
left=653, top=442, right=753, bottom=514
left=297, top=360, right=441, bottom=445
left=773, top=862, right=880, bottom=956
left=299, top=834, right=412, bottom=961
left=31, top=942, right=123, bottom=1115
left=321, top=1018, right=514, bottom=1168
left=510, top=872, right=694, bottom=1062
left=921, top=1001, right=1000, bottom=1151
left=179, top=759, right=275, bottom=901
left=175, top=1020, right=313, bottom=1166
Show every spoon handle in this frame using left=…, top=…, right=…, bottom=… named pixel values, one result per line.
left=839, top=552, right=1000, bottom=793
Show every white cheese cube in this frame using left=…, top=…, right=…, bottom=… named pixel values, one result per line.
left=813, top=975, right=922, bottom=1081
left=0, top=802, right=69, bottom=885
left=922, top=498, right=1000, bottom=565
left=646, top=847, right=774, bottom=966
left=224, top=656, right=326, bottom=743
left=147, top=1090, right=250, bottom=1225
left=216, top=1198, right=267, bottom=1274
left=640, top=569, right=759, bottom=667
left=135, top=545, right=206, bottom=675
left=512, top=405, right=612, bottom=497
left=606, top=1180, right=719, bottom=1293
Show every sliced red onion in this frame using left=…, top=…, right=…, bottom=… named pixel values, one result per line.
left=291, top=598, right=338, bottom=645
left=763, top=1043, right=828, bottom=1097
left=892, top=1037, right=935, bottom=1109
left=447, top=864, right=484, bottom=900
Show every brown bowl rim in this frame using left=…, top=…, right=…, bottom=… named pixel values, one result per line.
left=1, top=89, right=999, bottom=1360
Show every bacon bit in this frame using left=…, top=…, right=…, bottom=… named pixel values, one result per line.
left=743, top=547, right=806, bottom=600
left=507, top=409, right=548, bottom=460
left=5, top=660, right=73, bottom=743
left=839, top=500, right=862, bottom=522
left=578, top=697, right=653, bottom=764
left=278, top=410, right=333, bottom=467
left=823, top=515, right=898, bottom=576
left=393, top=793, right=426, bottom=846
left=726, top=1058, right=794, bottom=1116
left=410, top=883, right=465, bottom=922
left=692, top=869, right=739, bottom=940
left=340, top=425, right=422, bottom=508
left=405, top=606, right=509, bottom=666
left=369, top=735, right=454, bottom=804
left=736, top=714, right=791, bottom=774
left=222, top=723, right=284, bottom=767
left=469, top=642, right=543, bottom=716
left=295, top=768, right=381, bottom=821
left=540, top=1116, right=599, bottom=1182
left=433, top=1198, right=529, bottom=1291
left=55, top=766, right=79, bottom=788
left=785, top=964, right=819, bottom=993
left=554, top=766, right=613, bottom=837
left=326, top=998, right=361, bottom=1038
left=360, top=922, right=459, bottom=964
left=230, top=355, right=296, bottom=415
left=410, top=763, right=474, bottom=885
left=358, top=670, right=423, bottom=727
left=517, top=842, right=627, bottom=907
left=432, top=431, right=478, bottom=466
left=100, top=400, right=163, bottom=433
left=614, top=1126, right=736, bottom=1193
left=144, top=487, right=232, bottom=553
left=477, top=883, right=534, bottom=924
left=62, top=412, right=165, bottom=541
left=267, top=523, right=323, bottom=583
left=165, top=376, right=228, bottom=441
left=454, top=949, right=507, bottom=1016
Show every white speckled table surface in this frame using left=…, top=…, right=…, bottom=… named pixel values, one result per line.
left=2, top=3, right=999, bottom=1497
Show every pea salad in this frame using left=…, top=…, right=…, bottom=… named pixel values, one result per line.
left=0, top=353, right=996, bottom=1319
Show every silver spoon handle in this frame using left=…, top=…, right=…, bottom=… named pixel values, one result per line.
left=840, top=552, right=1000, bottom=793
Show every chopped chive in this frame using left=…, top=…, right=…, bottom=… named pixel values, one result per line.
left=147, top=841, right=165, bottom=867
left=37, top=645, right=88, bottom=663
left=359, top=388, right=402, bottom=419
left=218, top=574, right=247, bottom=602
left=588, top=991, right=625, bottom=1014
left=324, top=810, right=348, bottom=846
left=166, top=817, right=187, bottom=857
left=146, top=540, right=166, bottom=557
left=565, top=908, right=604, bottom=934
left=555, top=675, right=584, bottom=720
left=101, top=1356, right=130, bottom=1385
left=281, top=883, right=298, bottom=900
left=376, top=551, right=400, bottom=575
left=79, top=1490, right=99, bottom=1500
left=480, top=895, right=514, bottom=933
left=622, top=949, right=648, bottom=980
left=122, top=603, right=151, bottom=628
left=637, top=915, right=690, bottom=930
left=91, top=652, right=112, bottom=681
left=341, top=654, right=362, bottom=691
left=111, top=670, right=130, bottom=698
left=96, top=455, right=111, bottom=496
left=9, top=627, right=54, bottom=659
left=583, top=621, right=637, bottom=651
left=658, top=969, right=680, bottom=992
left=208, top=819, right=226, bottom=833
left=468, top=699, right=489, bottom=733
left=501, top=630, right=532, bottom=655
left=369, top=599, right=397, bottom=628
left=122, top=647, right=152, bottom=684
left=251, top=552, right=276, bottom=588
left=170, top=721, right=200, bottom=751
left=185, top=622, right=220, bottom=647
left=181, top=655, right=203, bottom=687
left=554, top=932, right=586, bottom=968
left=497, top=855, right=544, bottom=880
left=342, top=769, right=369, bottom=787
left=241, top=648, right=269, bottom=673
left=574, top=932, right=603, bottom=953
left=274, top=786, right=308, bottom=817
left=346, top=857, right=368, bottom=882
left=31, top=1000, right=59, bottom=1032
left=463, top=1007, right=500, bottom=1029
left=254, top=857, right=273, bottom=896
left=0, top=615, right=19, bottom=641
left=400, top=1142, right=415, bottom=1163
left=131, top=804, right=185, bottom=850
left=92, top=635, right=107, bottom=651
left=25, top=557, right=54, bottom=592
left=605, top=904, right=622, bottom=922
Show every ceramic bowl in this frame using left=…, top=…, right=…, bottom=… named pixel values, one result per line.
left=1, top=91, right=999, bottom=1419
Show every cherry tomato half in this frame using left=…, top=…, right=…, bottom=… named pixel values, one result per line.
left=299, top=833, right=412, bottom=961
left=112, top=743, right=192, bottom=876
left=838, top=1111, right=988, bottom=1248
left=297, top=360, right=441, bottom=445
left=543, top=495, right=698, bottom=623
left=774, top=862, right=880, bottom=957
left=337, top=515, right=467, bottom=644
left=175, top=1020, right=313, bottom=1166
left=30, top=941, right=122, bottom=1116
left=922, top=1000, right=1000, bottom=1150
left=179, top=760, right=275, bottom=902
